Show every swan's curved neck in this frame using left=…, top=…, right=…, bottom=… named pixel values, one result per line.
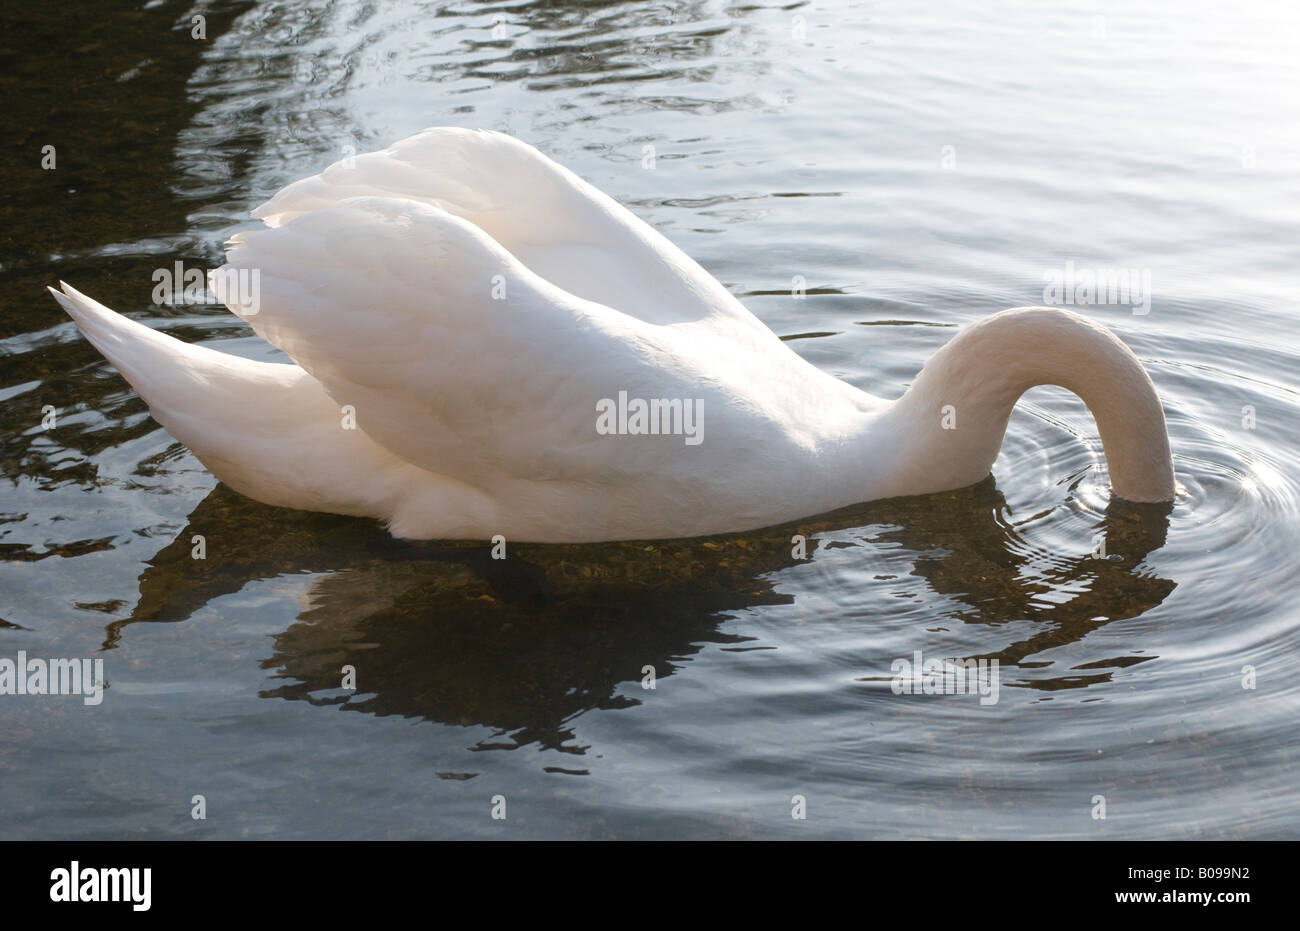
left=880, top=307, right=1175, bottom=502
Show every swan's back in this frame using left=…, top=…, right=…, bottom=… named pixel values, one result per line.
left=219, top=195, right=873, bottom=500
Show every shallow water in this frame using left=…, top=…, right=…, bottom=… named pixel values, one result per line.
left=1, top=0, right=1297, bottom=838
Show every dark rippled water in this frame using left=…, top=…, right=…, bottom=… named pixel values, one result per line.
left=1, top=0, right=1297, bottom=838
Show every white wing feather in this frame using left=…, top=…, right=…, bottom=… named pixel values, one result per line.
left=215, top=197, right=789, bottom=488
left=248, top=127, right=770, bottom=335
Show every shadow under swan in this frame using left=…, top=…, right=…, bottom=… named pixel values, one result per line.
left=102, top=478, right=1175, bottom=748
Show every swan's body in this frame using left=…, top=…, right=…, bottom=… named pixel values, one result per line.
left=50, top=128, right=1174, bottom=542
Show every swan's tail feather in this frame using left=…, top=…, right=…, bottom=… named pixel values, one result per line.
left=48, top=282, right=166, bottom=384
left=49, top=281, right=275, bottom=429
left=47, top=282, right=497, bottom=532
left=48, top=281, right=331, bottom=498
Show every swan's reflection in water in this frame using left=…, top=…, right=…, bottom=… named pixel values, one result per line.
left=103, top=479, right=1174, bottom=749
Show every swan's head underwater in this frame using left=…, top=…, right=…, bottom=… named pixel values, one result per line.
left=48, top=127, right=1176, bottom=543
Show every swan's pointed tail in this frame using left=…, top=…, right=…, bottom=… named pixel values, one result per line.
left=48, top=281, right=289, bottom=438
left=46, top=282, right=425, bottom=521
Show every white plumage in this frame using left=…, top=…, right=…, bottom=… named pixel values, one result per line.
left=50, top=128, right=1175, bottom=542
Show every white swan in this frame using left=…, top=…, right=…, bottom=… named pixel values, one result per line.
left=50, top=128, right=1174, bottom=543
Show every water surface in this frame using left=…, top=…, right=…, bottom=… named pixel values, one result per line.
left=1, top=0, right=1297, bottom=838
